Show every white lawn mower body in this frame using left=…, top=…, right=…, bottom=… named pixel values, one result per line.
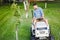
left=31, top=21, right=50, bottom=39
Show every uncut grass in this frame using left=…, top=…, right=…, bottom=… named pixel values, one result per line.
left=44, top=8, right=60, bottom=40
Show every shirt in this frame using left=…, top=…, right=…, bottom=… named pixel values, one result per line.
left=33, top=7, right=44, bottom=19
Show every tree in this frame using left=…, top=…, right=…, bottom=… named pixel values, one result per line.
left=0, top=0, right=3, bottom=5
left=23, top=0, right=29, bottom=18
left=11, top=0, right=21, bottom=40
left=45, top=0, right=48, bottom=8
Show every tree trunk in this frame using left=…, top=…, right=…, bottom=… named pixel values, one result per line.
left=45, top=2, right=47, bottom=8
left=0, top=0, right=3, bottom=5
left=23, top=0, right=29, bottom=18
left=45, top=0, right=48, bottom=8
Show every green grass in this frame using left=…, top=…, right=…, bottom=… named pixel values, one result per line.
left=0, top=5, right=17, bottom=40
left=0, top=2, right=60, bottom=40
left=44, top=8, right=60, bottom=40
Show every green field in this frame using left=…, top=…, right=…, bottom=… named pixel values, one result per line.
left=0, top=2, right=60, bottom=40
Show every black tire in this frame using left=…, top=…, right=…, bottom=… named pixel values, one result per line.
left=49, top=35, right=54, bottom=40
left=30, top=27, right=35, bottom=40
left=50, top=36, right=54, bottom=40
left=31, top=36, right=35, bottom=40
left=30, top=27, right=33, bottom=36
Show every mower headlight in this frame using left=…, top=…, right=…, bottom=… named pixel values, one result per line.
left=37, top=27, right=47, bottom=30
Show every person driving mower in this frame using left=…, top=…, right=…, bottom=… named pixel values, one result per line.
left=31, top=3, right=54, bottom=40
left=32, top=3, right=48, bottom=26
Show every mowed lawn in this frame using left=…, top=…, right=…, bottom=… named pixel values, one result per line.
left=0, top=2, right=60, bottom=40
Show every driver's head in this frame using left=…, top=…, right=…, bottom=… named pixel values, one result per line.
left=33, top=3, right=38, bottom=10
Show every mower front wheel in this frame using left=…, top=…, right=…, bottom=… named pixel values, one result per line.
left=49, top=35, right=54, bottom=40
left=31, top=36, right=36, bottom=40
